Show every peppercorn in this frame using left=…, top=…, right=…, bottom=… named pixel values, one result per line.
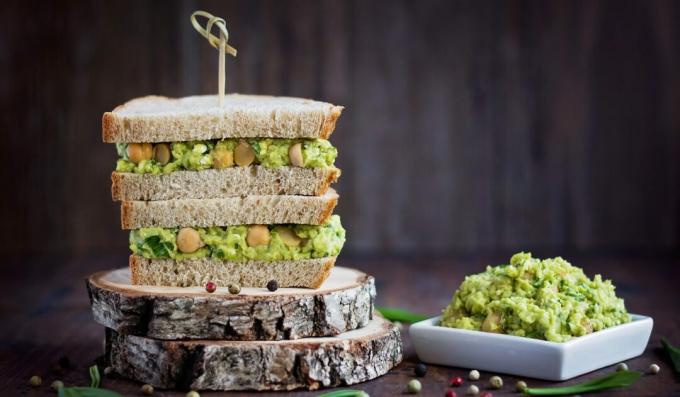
left=489, top=375, right=503, bottom=389
left=445, top=390, right=457, bottom=397
left=228, top=283, right=241, bottom=294
left=414, top=363, right=427, bottom=377
left=649, top=363, right=660, bottom=374
left=50, top=380, right=64, bottom=391
left=103, top=366, right=114, bottom=377
left=468, top=370, right=480, bottom=380
left=267, top=280, right=279, bottom=292
left=616, top=362, right=628, bottom=372
left=407, top=379, right=422, bottom=394
left=480, top=392, right=493, bottom=397
left=141, top=384, right=154, bottom=395
left=205, top=281, right=217, bottom=293
left=186, top=391, right=200, bottom=397
left=516, top=380, right=528, bottom=391
left=450, top=376, right=463, bottom=387
left=58, top=355, right=71, bottom=369
left=466, top=384, right=479, bottom=395
left=29, top=375, right=42, bottom=387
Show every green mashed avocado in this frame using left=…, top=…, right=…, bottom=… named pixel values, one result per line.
left=116, top=138, right=337, bottom=174
left=441, top=252, right=630, bottom=342
left=130, top=215, right=345, bottom=261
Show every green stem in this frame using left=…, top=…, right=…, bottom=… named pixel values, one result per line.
left=523, top=371, right=641, bottom=395
left=375, top=306, right=429, bottom=324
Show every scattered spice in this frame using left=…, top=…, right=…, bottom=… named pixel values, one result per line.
left=267, top=280, right=279, bottom=292
left=414, top=363, right=427, bottom=377
left=51, top=380, right=64, bottom=391
left=205, top=281, right=217, bottom=293
left=58, top=355, right=72, bottom=369
left=186, top=391, right=200, bottom=397
left=29, top=375, right=42, bottom=387
left=228, top=283, right=241, bottom=294
left=480, top=392, right=493, bottom=397
left=468, top=370, right=480, bottom=380
left=616, top=362, right=628, bottom=372
left=516, top=380, right=528, bottom=392
left=141, top=384, right=154, bottom=395
left=450, top=376, right=463, bottom=387
left=488, top=376, right=502, bottom=389
left=445, top=390, right=457, bottom=397
left=649, top=363, right=660, bottom=374
left=466, top=384, right=479, bottom=395
left=103, top=366, right=114, bottom=377
left=407, top=379, right=422, bottom=394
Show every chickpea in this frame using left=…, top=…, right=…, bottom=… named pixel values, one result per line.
left=212, top=148, right=234, bottom=169
left=176, top=228, right=203, bottom=253
left=234, top=140, right=255, bottom=166
left=274, top=226, right=302, bottom=247
left=126, top=143, right=153, bottom=164
left=481, top=312, right=501, bottom=333
left=153, top=143, right=172, bottom=165
left=289, top=143, right=304, bottom=167
left=246, top=225, right=271, bottom=247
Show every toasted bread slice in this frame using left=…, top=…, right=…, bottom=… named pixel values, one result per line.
left=102, top=94, right=343, bottom=143
left=111, top=166, right=339, bottom=201
left=121, top=189, right=338, bottom=229
left=129, top=255, right=336, bottom=288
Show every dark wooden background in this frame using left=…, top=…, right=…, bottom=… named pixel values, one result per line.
left=1, top=0, right=679, bottom=259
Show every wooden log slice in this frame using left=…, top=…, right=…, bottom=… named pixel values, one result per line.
left=87, top=266, right=375, bottom=341
left=105, top=315, right=402, bottom=391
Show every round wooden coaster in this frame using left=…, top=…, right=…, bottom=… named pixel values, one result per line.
left=87, top=266, right=375, bottom=340
left=105, top=315, right=402, bottom=391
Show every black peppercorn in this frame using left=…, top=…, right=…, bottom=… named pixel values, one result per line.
left=414, top=363, right=427, bottom=377
left=267, top=280, right=279, bottom=292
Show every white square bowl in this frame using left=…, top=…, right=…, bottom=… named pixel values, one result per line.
left=410, top=314, right=653, bottom=381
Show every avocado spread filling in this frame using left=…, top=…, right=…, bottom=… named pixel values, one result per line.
left=116, top=138, right=337, bottom=174
left=441, top=252, right=630, bottom=342
left=130, top=215, right=345, bottom=261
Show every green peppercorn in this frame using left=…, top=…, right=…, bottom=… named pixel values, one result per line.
left=649, top=363, right=660, bottom=374
left=141, top=384, right=154, bottom=395
left=51, top=380, right=64, bottom=391
left=466, top=384, right=479, bottom=395
left=29, top=375, right=42, bottom=387
left=489, top=375, right=503, bottom=389
left=616, top=362, right=628, bottom=372
left=186, top=391, right=201, bottom=397
left=228, top=283, right=241, bottom=295
left=407, top=379, right=422, bottom=394
left=468, top=369, right=480, bottom=380
left=516, top=380, right=528, bottom=391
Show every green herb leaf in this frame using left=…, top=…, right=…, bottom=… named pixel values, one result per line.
left=376, top=306, right=429, bottom=324
left=523, top=370, right=641, bottom=395
left=317, top=390, right=369, bottom=397
left=661, top=337, right=680, bottom=373
left=89, top=365, right=101, bottom=388
left=58, top=387, right=122, bottom=397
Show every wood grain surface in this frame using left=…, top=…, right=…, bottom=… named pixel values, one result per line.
left=1, top=0, right=679, bottom=258
left=2, top=254, right=679, bottom=396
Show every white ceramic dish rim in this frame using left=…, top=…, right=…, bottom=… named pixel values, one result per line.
left=413, top=314, right=651, bottom=348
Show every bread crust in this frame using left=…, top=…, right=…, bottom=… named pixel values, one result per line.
left=102, top=94, right=343, bottom=143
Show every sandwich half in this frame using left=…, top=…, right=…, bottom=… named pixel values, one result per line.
left=105, top=95, right=343, bottom=200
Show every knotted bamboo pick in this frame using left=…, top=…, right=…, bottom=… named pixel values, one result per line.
left=190, top=11, right=237, bottom=106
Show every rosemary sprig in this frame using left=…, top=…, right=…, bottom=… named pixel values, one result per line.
left=376, top=306, right=429, bottom=324
left=661, top=337, right=680, bottom=373
left=523, top=370, right=641, bottom=395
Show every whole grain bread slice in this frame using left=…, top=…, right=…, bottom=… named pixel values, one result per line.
left=121, top=189, right=338, bottom=229
left=129, top=255, right=336, bottom=288
left=112, top=166, right=339, bottom=201
left=102, top=94, right=343, bottom=143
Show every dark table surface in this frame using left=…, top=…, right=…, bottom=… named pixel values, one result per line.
left=2, top=254, right=679, bottom=396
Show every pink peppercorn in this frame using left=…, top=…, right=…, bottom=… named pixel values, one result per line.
left=445, top=389, right=457, bottom=397
left=449, top=376, right=463, bottom=387
left=205, top=281, right=217, bottom=293
left=480, top=392, right=493, bottom=397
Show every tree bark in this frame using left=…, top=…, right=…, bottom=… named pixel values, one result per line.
left=105, top=316, right=402, bottom=391
left=87, top=267, right=375, bottom=340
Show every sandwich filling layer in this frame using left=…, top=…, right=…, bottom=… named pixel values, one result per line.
left=116, top=138, right=337, bottom=174
left=130, top=215, right=345, bottom=261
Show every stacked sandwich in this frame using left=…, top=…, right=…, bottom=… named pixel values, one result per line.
left=104, top=94, right=345, bottom=288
